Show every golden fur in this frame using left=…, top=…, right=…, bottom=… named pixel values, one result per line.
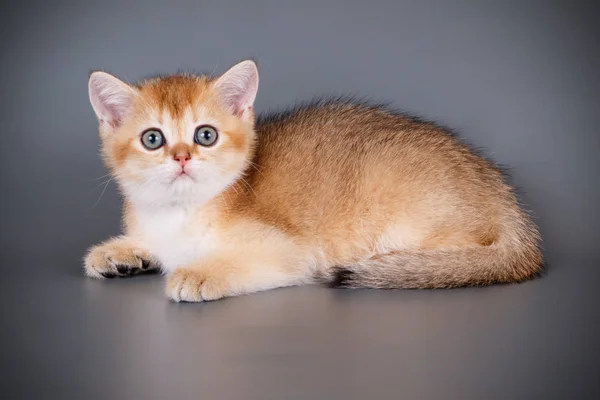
left=84, top=60, right=543, bottom=302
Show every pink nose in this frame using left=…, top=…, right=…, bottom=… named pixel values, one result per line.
left=174, top=152, right=191, bottom=167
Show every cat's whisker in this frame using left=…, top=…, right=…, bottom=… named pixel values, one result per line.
left=239, top=177, right=256, bottom=197
left=90, top=177, right=113, bottom=192
left=92, top=177, right=112, bottom=208
left=229, top=182, right=240, bottom=196
left=208, top=61, right=219, bottom=80
left=246, top=161, right=264, bottom=176
left=135, top=175, right=160, bottom=199
left=89, top=172, right=113, bottom=181
left=223, top=190, right=233, bottom=210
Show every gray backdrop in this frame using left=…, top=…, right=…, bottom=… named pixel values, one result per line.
left=1, top=1, right=599, bottom=399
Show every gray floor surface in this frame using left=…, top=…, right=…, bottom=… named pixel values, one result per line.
left=1, top=250, right=599, bottom=399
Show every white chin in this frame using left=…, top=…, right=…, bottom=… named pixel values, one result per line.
left=123, top=173, right=233, bottom=207
left=171, top=176, right=195, bottom=191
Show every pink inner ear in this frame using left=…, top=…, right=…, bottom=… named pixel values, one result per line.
left=89, top=73, right=133, bottom=128
left=214, top=61, right=259, bottom=117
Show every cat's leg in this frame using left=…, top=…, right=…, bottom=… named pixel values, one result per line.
left=165, top=255, right=312, bottom=302
left=84, top=236, right=159, bottom=279
left=165, top=227, right=312, bottom=302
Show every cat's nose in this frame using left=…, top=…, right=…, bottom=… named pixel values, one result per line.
left=173, top=152, right=191, bottom=167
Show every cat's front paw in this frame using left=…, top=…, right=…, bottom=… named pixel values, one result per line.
left=84, top=238, right=157, bottom=279
left=165, top=268, right=231, bottom=302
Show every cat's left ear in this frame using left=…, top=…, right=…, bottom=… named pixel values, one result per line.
left=213, top=60, right=259, bottom=120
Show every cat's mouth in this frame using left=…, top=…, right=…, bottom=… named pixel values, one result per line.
left=172, top=169, right=195, bottom=183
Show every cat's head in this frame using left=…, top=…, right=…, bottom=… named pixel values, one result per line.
left=88, top=60, right=259, bottom=206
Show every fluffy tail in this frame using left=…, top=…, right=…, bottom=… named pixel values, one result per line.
left=330, top=215, right=543, bottom=289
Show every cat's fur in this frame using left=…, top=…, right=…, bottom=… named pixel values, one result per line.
left=84, top=60, right=543, bottom=302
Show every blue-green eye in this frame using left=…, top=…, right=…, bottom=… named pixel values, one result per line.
left=141, top=129, right=164, bottom=150
left=194, top=125, right=218, bottom=147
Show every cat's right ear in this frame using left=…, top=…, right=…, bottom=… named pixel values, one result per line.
left=88, top=71, right=137, bottom=130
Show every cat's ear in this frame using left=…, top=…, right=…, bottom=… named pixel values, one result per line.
left=88, top=71, right=137, bottom=130
left=213, top=60, right=259, bottom=119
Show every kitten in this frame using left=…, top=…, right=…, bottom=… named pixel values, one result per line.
left=84, top=60, right=543, bottom=302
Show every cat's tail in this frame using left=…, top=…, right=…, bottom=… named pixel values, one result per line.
left=330, top=214, right=543, bottom=289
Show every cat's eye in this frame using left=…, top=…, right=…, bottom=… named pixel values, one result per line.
left=141, top=129, right=165, bottom=150
left=194, top=125, right=218, bottom=147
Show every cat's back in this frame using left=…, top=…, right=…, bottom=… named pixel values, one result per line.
left=252, top=99, right=484, bottom=180
left=249, top=99, right=507, bottom=209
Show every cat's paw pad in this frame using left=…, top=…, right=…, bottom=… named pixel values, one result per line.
left=165, top=269, right=229, bottom=302
left=84, top=241, right=156, bottom=279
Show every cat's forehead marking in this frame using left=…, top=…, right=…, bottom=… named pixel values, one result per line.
left=160, top=109, right=176, bottom=140
left=142, top=75, right=210, bottom=119
left=157, top=108, right=185, bottom=143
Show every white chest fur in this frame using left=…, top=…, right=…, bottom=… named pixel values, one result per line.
left=134, top=205, right=217, bottom=273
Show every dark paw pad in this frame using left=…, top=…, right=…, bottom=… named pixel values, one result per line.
left=116, top=265, right=129, bottom=274
left=116, top=264, right=141, bottom=276
left=101, top=272, right=117, bottom=279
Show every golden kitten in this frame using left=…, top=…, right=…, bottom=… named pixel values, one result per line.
left=84, top=60, right=542, bottom=302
